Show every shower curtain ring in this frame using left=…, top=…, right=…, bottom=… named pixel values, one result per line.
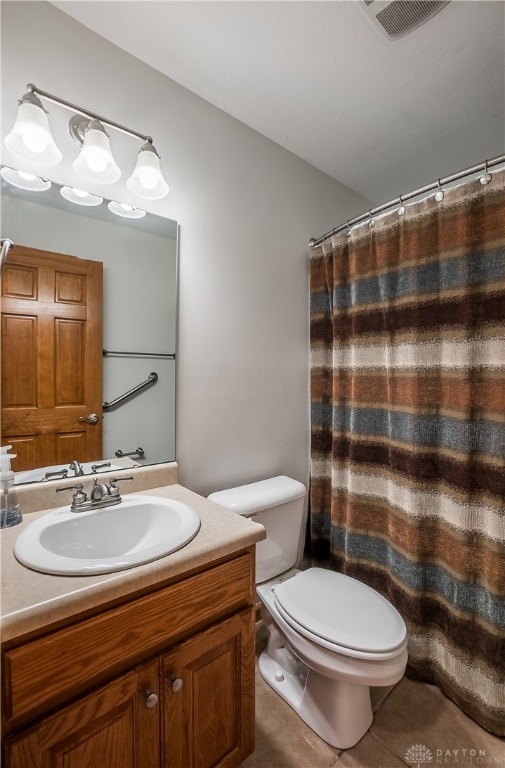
left=480, top=160, right=492, bottom=186
left=435, top=179, right=444, bottom=202
left=398, top=195, right=406, bottom=216
left=345, top=220, right=352, bottom=238
left=368, top=210, right=375, bottom=228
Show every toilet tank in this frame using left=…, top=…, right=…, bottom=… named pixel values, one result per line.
left=208, top=476, right=307, bottom=584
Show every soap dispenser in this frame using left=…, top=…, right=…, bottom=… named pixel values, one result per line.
left=0, top=445, right=22, bottom=528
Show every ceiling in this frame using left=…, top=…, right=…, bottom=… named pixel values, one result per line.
left=52, top=1, right=505, bottom=205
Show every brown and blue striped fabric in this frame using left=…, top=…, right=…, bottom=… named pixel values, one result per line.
left=309, top=175, right=505, bottom=735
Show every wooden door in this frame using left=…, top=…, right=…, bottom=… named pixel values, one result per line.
left=3, top=659, right=160, bottom=768
left=161, top=609, right=255, bottom=768
left=1, top=245, right=103, bottom=471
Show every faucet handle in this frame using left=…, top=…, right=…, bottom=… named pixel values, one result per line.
left=90, top=461, right=111, bottom=473
left=45, top=469, right=69, bottom=481
left=108, top=476, right=133, bottom=497
left=55, top=484, right=88, bottom=506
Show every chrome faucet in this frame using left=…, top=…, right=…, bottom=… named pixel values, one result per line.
left=90, top=481, right=110, bottom=502
left=56, top=476, right=133, bottom=512
left=69, top=460, right=84, bottom=477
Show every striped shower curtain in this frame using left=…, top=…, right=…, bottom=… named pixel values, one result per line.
left=309, top=174, right=505, bottom=735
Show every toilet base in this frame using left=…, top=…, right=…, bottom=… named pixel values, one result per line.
left=259, top=646, right=373, bottom=749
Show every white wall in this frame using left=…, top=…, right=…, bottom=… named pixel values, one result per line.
left=1, top=1, right=370, bottom=496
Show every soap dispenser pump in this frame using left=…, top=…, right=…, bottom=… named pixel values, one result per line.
left=0, top=445, right=22, bottom=528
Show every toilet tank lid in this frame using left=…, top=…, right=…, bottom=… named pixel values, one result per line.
left=208, top=475, right=306, bottom=516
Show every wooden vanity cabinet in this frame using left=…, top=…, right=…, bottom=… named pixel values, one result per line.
left=2, top=549, right=256, bottom=768
left=5, top=659, right=160, bottom=768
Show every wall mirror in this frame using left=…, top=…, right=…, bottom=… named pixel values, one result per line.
left=1, top=174, right=178, bottom=485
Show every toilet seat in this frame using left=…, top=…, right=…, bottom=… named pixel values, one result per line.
left=272, top=568, right=406, bottom=657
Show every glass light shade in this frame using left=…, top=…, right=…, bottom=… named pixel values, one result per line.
left=73, top=119, right=121, bottom=184
left=1, top=166, right=51, bottom=192
left=4, top=93, right=62, bottom=166
left=60, top=186, right=103, bottom=207
left=108, top=201, right=146, bottom=219
left=127, top=142, right=169, bottom=200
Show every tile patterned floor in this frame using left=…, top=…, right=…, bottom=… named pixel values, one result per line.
left=242, top=623, right=504, bottom=768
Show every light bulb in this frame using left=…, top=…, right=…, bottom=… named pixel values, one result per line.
left=23, top=127, right=48, bottom=154
left=83, top=145, right=108, bottom=173
left=0, top=166, right=51, bottom=192
left=18, top=171, right=37, bottom=181
left=60, top=186, right=103, bottom=207
left=4, top=91, right=62, bottom=166
left=136, top=165, right=158, bottom=190
left=108, top=200, right=146, bottom=218
left=127, top=141, right=169, bottom=200
left=73, top=119, right=121, bottom=184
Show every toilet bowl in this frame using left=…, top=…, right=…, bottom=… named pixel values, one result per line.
left=257, top=568, right=407, bottom=747
left=208, top=476, right=408, bottom=748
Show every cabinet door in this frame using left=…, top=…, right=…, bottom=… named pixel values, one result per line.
left=162, top=609, right=255, bottom=768
left=4, top=659, right=159, bottom=768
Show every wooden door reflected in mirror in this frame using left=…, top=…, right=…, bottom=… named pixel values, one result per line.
left=1, top=245, right=103, bottom=472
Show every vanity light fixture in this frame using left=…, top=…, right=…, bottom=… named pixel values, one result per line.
left=108, top=200, right=146, bottom=218
left=72, top=118, right=121, bottom=184
left=4, top=90, right=62, bottom=166
left=127, top=141, right=169, bottom=200
left=0, top=165, right=51, bottom=192
left=60, top=186, right=103, bottom=207
left=4, top=84, right=169, bottom=199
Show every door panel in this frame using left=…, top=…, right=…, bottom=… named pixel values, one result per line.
left=161, top=609, right=255, bottom=768
left=1, top=314, right=37, bottom=407
left=54, top=319, right=85, bottom=404
left=1, top=246, right=103, bottom=471
left=4, top=659, right=160, bottom=768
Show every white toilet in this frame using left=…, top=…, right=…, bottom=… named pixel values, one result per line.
left=208, top=475, right=408, bottom=749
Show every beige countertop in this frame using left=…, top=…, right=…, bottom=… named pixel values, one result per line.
left=1, top=467, right=265, bottom=645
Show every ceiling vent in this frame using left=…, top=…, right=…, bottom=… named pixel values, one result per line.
left=359, top=0, right=450, bottom=40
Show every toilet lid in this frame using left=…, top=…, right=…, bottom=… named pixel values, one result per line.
left=273, top=568, right=406, bottom=654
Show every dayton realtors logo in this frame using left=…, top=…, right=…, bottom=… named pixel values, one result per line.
left=405, top=744, right=433, bottom=768
left=405, top=744, right=504, bottom=766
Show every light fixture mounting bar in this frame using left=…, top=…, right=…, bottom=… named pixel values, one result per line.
left=26, top=83, right=152, bottom=144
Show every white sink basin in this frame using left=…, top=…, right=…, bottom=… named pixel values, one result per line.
left=15, top=461, right=123, bottom=485
left=14, top=495, right=201, bottom=575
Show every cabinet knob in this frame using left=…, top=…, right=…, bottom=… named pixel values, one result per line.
left=144, top=690, right=159, bottom=709
left=170, top=675, right=183, bottom=693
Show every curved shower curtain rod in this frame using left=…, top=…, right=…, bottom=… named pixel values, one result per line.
left=309, top=152, right=505, bottom=248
